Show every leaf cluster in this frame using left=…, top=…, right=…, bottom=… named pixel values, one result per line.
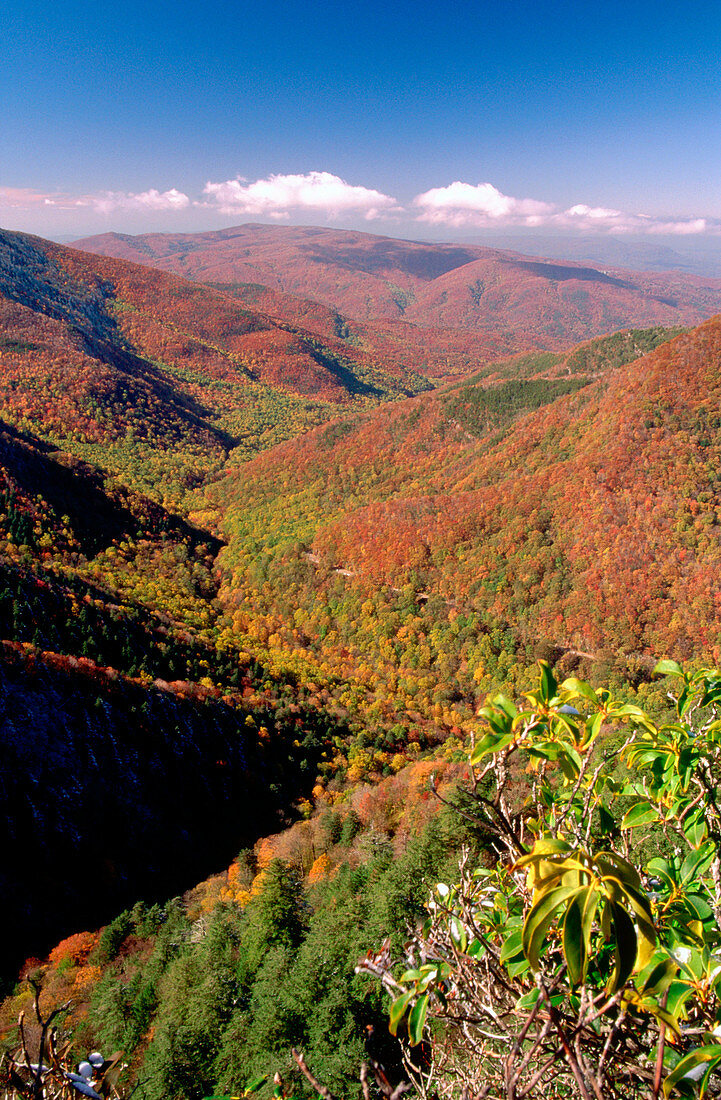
left=369, top=662, right=721, bottom=1098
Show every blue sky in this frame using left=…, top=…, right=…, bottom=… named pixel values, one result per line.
left=2, top=0, right=719, bottom=242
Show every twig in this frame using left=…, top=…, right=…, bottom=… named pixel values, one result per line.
left=291, top=1049, right=337, bottom=1100
left=650, top=992, right=668, bottom=1100
left=539, top=983, right=593, bottom=1100
left=367, top=1056, right=410, bottom=1100
left=360, top=1063, right=372, bottom=1100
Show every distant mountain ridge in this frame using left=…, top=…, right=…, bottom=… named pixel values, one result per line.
left=456, top=232, right=721, bottom=278
left=0, top=228, right=436, bottom=506
left=73, top=223, right=721, bottom=349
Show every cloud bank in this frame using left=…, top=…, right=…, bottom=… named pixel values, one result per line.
left=202, top=171, right=400, bottom=220
left=413, top=182, right=712, bottom=236
left=561, top=203, right=708, bottom=236
left=87, top=188, right=191, bottom=213
left=0, top=186, right=190, bottom=214
left=0, top=175, right=717, bottom=238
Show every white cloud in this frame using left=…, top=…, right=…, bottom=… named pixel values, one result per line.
left=0, top=186, right=190, bottom=214
left=414, top=181, right=554, bottom=227
left=83, top=188, right=190, bottom=213
left=646, top=219, right=709, bottom=236
left=560, top=204, right=708, bottom=235
left=411, top=180, right=716, bottom=236
left=565, top=203, right=624, bottom=221
left=1, top=175, right=717, bottom=240
left=202, top=171, right=400, bottom=220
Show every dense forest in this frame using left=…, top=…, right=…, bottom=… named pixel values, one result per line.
left=2, top=224, right=721, bottom=1098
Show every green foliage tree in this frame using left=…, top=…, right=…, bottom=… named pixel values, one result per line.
left=365, top=662, right=721, bottom=1099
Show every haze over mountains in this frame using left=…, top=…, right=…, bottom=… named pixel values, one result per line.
left=455, top=232, right=721, bottom=278
left=74, top=224, right=721, bottom=352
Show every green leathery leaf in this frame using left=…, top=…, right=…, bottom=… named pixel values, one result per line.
left=505, top=956, right=531, bottom=978
left=449, top=917, right=468, bottom=951
left=563, top=891, right=586, bottom=985
left=677, top=685, right=693, bottom=718
left=500, top=927, right=525, bottom=963
left=608, top=703, right=647, bottom=719
left=683, top=810, right=709, bottom=849
left=585, top=712, right=605, bottom=741
left=620, top=803, right=662, bottom=830
left=538, top=661, right=557, bottom=704
left=603, top=880, right=655, bottom=968
left=663, top=1045, right=721, bottom=1096
left=596, top=850, right=644, bottom=891
left=516, top=837, right=572, bottom=865
left=680, top=843, right=715, bottom=884
left=516, top=988, right=541, bottom=1011
left=607, top=903, right=637, bottom=994
left=244, top=1076, right=270, bottom=1096
left=630, top=998, right=682, bottom=1036
left=470, top=731, right=514, bottom=763
left=559, top=753, right=580, bottom=781
left=614, top=878, right=654, bottom=923
left=654, top=659, right=684, bottom=678
left=417, top=966, right=440, bottom=992
left=388, top=991, right=414, bottom=1035
left=580, top=885, right=601, bottom=955
left=598, top=805, right=617, bottom=834
left=561, top=677, right=598, bottom=703
left=647, top=857, right=677, bottom=891
left=523, top=885, right=584, bottom=971
left=492, top=694, right=519, bottom=720
left=639, top=957, right=676, bottom=996
left=686, top=893, right=714, bottom=921
left=407, top=995, right=429, bottom=1046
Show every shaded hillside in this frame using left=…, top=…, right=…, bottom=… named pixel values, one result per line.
left=0, top=409, right=353, bottom=978
left=0, top=637, right=341, bottom=981
left=211, top=321, right=721, bottom=731
left=74, top=224, right=721, bottom=350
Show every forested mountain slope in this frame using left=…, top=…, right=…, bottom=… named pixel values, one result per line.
left=212, top=318, right=721, bottom=723
left=0, top=228, right=428, bottom=500
left=74, top=223, right=721, bottom=349
left=0, top=405, right=346, bottom=977
left=0, top=761, right=469, bottom=1100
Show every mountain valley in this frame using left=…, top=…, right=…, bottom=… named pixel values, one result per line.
left=2, top=221, right=721, bottom=1097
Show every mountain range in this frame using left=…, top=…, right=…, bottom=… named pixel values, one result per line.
left=2, top=220, right=721, bottom=984
left=74, top=223, right=721, bottom=351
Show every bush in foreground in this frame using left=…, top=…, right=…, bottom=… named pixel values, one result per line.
left=363, top=662, right=721, bottom=1099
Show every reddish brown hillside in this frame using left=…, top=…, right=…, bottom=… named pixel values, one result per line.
left=215, top=316, right=721, bottom=671
left=0, top=229, right=425, bottom=410
left=74, top=224, right=721, bottom=351
left=0, top=228, right=432, bottom=511
left=72, top=224, right=479, bottom=318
